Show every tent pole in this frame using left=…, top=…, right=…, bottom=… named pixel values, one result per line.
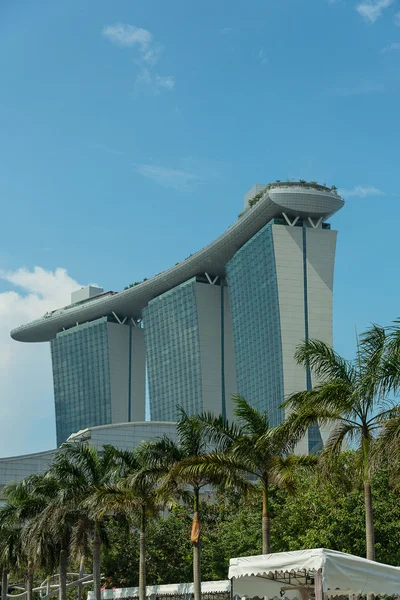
left=314, top=569, right=323, bottom=600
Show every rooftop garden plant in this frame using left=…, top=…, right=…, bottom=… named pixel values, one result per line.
left=248, top=180, right=339, bottom=208
left=124, top=278, right=148, bottom=290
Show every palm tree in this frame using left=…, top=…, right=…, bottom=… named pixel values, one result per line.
left=1, top=566, right=7, bottom=600
left=281, top=326, right=399, bottom=561
left=87, top=446, right=171, bottom=600
left=144, top=408, right=249, bottom=600
left=180, top=396, right=314, bottom=555
left=0, top=520, right=20, bottom=600
left=0, top=474, right=54, bottom=600
left=26, top=472, right=78, bottom=600
left=50, top=443, right=118, bottom=600
left=0, top=520, right=24, bottom=600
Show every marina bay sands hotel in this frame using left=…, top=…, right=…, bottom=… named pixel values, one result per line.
left=10, top=182, right=344, bottom=457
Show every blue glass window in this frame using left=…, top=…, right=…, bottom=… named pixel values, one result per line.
left=143, top=279, right=202, bottom=421
left=227, top=223, right=284, bottom=426
left=51, top=317, right=111, bottom=444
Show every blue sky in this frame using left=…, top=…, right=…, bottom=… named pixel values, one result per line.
left=0, top=0, right=400, bottom=455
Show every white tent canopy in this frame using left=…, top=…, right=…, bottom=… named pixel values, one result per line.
left=88, top=580, right=230, bottom=600
left=228, top=548, right=400, bottom=598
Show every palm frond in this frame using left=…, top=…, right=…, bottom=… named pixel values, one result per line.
left=176, top=407, right=208, bottom=457
left=233, top=395, right=269, bottom=436
left=256, top=421, right=300, bottom=456
left=276, top=402, right=341, bottom=451
left=62, top=442, right=101, bottom=482
left=86, top=484, right=140, bottom=520
left=169, top=453, right=256, bottom=493
left=359, top=324, right=386, bottom=371
left=140, top=436, right=183, bottom=469
left=195, top=411, right=243, bottom=452
left=322, top=421, right=356, bottom=460
left=294, top=339, right=355, bottom=384
left=282, top=380, right=355, bottom=416
left=375, top=320, right=400, bottom=395
left=372, top=413, right=400, bottom=464
left=267, top=455, right=297, bottom=494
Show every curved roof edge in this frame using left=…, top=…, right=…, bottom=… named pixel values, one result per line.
left=67, top=421, right=177, bottom=441
left=11, top=186, right=344, bottom=343
left=0, top=448, right=55, bottom=463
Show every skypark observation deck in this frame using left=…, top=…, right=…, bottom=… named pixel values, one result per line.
left=11, top=185, right=344, bottom=344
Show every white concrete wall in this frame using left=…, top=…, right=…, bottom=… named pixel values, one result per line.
left=196, top=283, right=223, bottom=415
left=107, top=323, right=145, bottom=425
left=272, top=225, right=308, bottom=454
left=0, top=449, right=55, bottom=501
left=272, top=224, right=338, bottom=453
left=306, top=228, right=337, bottom=446
left=306, top=229, right=336, bottom=344
left=130, top=328, right=146, bottom=422
left=0, top=423, right=177, bottom=502
left=108, top=322, right=130, bottom=423
left=71, top=286, right=104, bottom=304
left=84, top=422, right=177, bottom=451
left=243, top=184, right=268, bottom=209
left=223, top=287, right=237, bottom=422
left=272, top=226, right=306, bottom=395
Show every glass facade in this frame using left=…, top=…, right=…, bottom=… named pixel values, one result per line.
left=143, top=279, right=202, bottom=421
left=51, top=317, right=111, bottom=445
left=226, top=222, right=284, bottom=426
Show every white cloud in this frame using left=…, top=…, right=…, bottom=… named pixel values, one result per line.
left=103, top=23, right=163, bottom=66
left=395, top=11, right=400, bottom=24
left=0, top=267, right=82, bottom=457
left=134, top=164, right=200, bottom=190
left=155, top=75, right=175, bottom=90
left=135, top=65, right=152, bottom=86
left=102, top=24, right=152, bottom=52
left=381, top=42, right=400, bottom=52
left=356, top=0, right=393, bottom=23
left=258, top=48, right=268, bottom=66
left=338, top=185, right=385, bottom=197
left=142, top=46, right=164, bottom=67
left=103, top=22, right=173, bottom=91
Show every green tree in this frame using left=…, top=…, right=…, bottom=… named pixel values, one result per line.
left=50, top=443, right=118, bottom=600
left=186, top=396, right=315, bottom=554
left=0, top=519, right=21, bottom=600
left=102, top=508, right=193, bottom=588
left=87, top=446, right=171, bottom=600
left=281, top=327, right=399, bottom=561
left=143, top=409, right=243, bottom=600
left=0, top=475, right=58, bottom=600
left=100, top=451, right=400, bottom=586
left=26, top=472, right=84, bottom=600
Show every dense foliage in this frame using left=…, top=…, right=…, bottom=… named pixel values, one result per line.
left=101, top=452, right=400, bottom=587
left=3, top=321, right=400, bottom=600
left=100, top=452, right=399, bottom=586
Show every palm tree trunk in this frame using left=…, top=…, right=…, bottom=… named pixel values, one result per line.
left=139, top=506, right=146, bottom=600
left=77, top=556, right=85, bottom=600
left=191, top=487, right=201, bottom=600
left=59, top=547, right=68, bottom=600
left=2, top=567, right=8, bottom=600
left=262, top=479, right=270, bottom=554
left=93, top=523, right=102, bottom=600
left=364, top=480, right=375, bottom=561
left=26, top=561, right=33, bottom=600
